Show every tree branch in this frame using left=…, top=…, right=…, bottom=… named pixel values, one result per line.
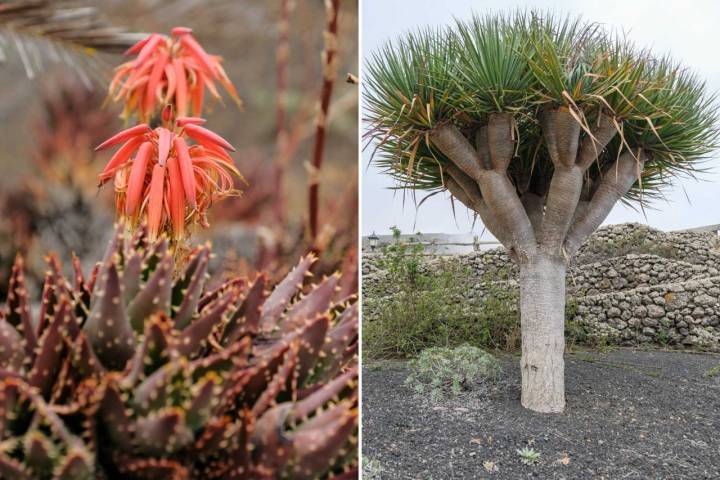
left=539, top=109, right=619, bottom=253
left=564, top=150, right=647, bottom=256
left=539, top=108, right=583, bottom=251
left=432, top=122, right=537, bottom=258
left=577, top=113, right=618, bottom=170
left=541, top=108, right=581, bottom=168
left=521, top=192, right=544, bottom=235
left=446, top=165, right=513, bottom=249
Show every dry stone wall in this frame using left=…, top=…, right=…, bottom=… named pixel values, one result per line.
left=364, top=223, right=720, bottom=351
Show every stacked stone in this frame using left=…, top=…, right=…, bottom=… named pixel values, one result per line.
left=363, top=223, right=720, bottom=351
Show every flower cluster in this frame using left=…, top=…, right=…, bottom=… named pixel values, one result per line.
left=100, top=27, right=243, bottom=242
left=97, top=114, right=241, bottom=241
left=110, top=26, right=242, bottom=122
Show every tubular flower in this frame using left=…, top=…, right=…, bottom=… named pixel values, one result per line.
left=110, top=26, right=242, bottom=122
left=97, top=117, right=242, bottom=241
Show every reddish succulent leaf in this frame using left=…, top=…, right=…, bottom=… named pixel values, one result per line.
left=173, top=246, right=210, bottom=329
left=29, top=297, right=74, bottom=397
left=198, top=277, right=245, bottom=312
left=133, top=362, right=188, bottom=414
left=0, top=452, right=30, bottom=480
left=71, top=254, right=92, bottom=320
left=335, top=249, right=359, bottom=302
left=288, top=402, right=358, bottom=480
left=224, top=274, right=266, bottom=344
left=85, top=262, right=100, bottom=297
left=191, top=415, right=233, bottom=457
left=5, top=254, right=35, bottom=356
left=282, top=274, right=339, bottom=334
left=186, top=373, right=219, bottom=430
left=23, top=431, right=55, bottom=473
left=127, top=247, right=173, bottom=332
left=291, top=315, right=330, bottom=385
left=220, top=411, right=252, bottom=480
left=125, top=314, right=172, bottom=384
left=101, top=382, right=133, bottom=450
left=292, top=367, right=358, bottom=421
left=68, top=332, right=106, bottom=379
left=317, top=303, right=358, bottom=382
left=223, top=342, right=288, bottom=411
left=251, top=345, right=299, bottom=417
left=251, top=404, right=293, bottom=473
left=133, top=407, right=193, bottom=455
left=85, top=262, right=136, bottom=370
left=0, top=317, right=25, bottom=373
left=113, top=453, right=190, bottom=480
left=260, top=255, right=315, bottom=330
left=332, top=467, right=360, bottom=480
left=177, top=289, right=234, bottom=358
left=190, top=336, right=250, bottom=385
left=0, top=380, right=21, bottom=439
left=36, top=268, right=59, bottom=337
left=54, top=449, right=94, bottom=480
left=122, top=250, right=143, bottom=303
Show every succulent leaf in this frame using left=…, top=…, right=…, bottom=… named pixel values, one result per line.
left=85, top=263, right=135, bottom=370
left=126, top=247, right=173, bottom=332
left=5, top=256, right=35, bottom=357
left=0, top=226, right=357, bottom=478
left=172, top=246, right=210, bottom=329
left=260, top=255, right=315, bottom=328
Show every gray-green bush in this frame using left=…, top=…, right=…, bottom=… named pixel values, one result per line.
left=404, top=345, right=501, bottom=401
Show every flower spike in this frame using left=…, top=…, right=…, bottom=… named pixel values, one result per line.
left=98, top=117, right=239, bottom=241
left=108, top=28, right=242, bottom=122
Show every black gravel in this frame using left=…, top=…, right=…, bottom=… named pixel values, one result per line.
left=362, top=349, right=720, bottom=479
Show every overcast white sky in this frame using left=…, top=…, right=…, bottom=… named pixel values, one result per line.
left=360, top=0, right=720, bottom=237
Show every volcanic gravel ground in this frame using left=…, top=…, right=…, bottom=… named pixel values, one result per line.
left=362, top=349, right=720, bottom=479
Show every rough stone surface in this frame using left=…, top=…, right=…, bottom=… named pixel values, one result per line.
left=364, top=223, right=720, bottom=351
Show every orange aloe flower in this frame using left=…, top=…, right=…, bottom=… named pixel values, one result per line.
left=109, top=27, right=242, bottom=122
left=97, top=116, right=242, bottom=241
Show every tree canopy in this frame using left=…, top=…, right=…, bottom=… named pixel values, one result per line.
left=364, top=12, right=719, bottom=208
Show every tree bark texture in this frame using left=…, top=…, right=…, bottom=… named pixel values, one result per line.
left=519, top=254, right=566, bottom=413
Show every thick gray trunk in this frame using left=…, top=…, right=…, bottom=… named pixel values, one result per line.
left=519, top=254, right=566, bottom=413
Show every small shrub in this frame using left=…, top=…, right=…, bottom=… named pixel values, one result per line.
left=362, top=457, right=385, bottom=479
left=475, top=270, right=520, bottom=351
left=703, top=364, right=720, bottom=378
left=404, top=345, right=500, bottom=401
left=363, top=229, right=479, bottom=358
left=516, top=447, right=541, bottom=465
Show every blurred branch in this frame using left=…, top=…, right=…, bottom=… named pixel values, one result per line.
left=272, top=0, right=294, bottom=226
left=0, top=0, right=144, bottom=81
left=308, top=0, right=339, bottom=242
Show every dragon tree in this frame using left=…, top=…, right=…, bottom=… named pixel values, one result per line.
left=365, top=12, right=719, bottom=412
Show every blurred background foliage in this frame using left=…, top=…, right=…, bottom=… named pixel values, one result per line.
left=0, top=0, right=358, bottom=298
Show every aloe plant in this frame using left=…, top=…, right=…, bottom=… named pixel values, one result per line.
left=0, top=226, right=358, bottom=479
